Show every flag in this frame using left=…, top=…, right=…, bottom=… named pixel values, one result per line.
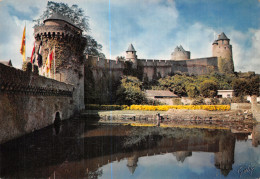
left=20, top=26, right=26, bottom=62
left=49, top=48, right=54, bottom=69
left=45, top=51, right=50, bottom=74
left=37, top=41, right=43, bottom=67
left=31, top=42, right=35, bottom=63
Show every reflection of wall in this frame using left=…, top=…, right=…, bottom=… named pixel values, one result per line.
left=214, top=135, right=235, bottom=176
left=0, top=126, right=239, bottom=178
left=252, top=124, right=260, bottom=147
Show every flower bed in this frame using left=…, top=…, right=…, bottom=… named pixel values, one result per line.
left=85, top=104, right=230, bottom=111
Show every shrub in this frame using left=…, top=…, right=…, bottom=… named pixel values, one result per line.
left=221, top=98, right=232, bottom=105
left=210, top=98, right=220, bottom=105
left=172, top=98, right=182, bottom=105
left=199, top=80, right=218, bottom=98
left=192, top=97, right=205, bottom=105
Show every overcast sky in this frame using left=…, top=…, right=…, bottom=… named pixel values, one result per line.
left=0, top=0, right=259, bottom=73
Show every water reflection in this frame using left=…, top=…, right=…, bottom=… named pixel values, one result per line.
left=0, top=119, right=259, bottom=178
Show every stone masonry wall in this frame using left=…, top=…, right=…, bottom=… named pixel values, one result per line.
left=0, top=63, right=74, bottom=144
left=172, top=57, right=218, bottom=75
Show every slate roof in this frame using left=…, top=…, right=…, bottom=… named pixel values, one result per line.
left=145, top=90, right=178, bottom=98
left=217, top=32, right=230, bottom=40
left=44, top=12, right=81, bottom=31
left=126, top=44, right=136, bottom=52
left=212, top=40, right=218, bottom=45
left=0, top=60, right=12, bottom=66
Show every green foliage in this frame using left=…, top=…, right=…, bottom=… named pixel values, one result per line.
left=232, top=74, right=259, bottom=97
left=231, top=96, right=248, bottom=103
left=221, top=98, right=232, bottom=105
left=192, top=97, right=205, bottom=105
left=199, top=80, right=218, bottom=98
left=34, top=1, right=105, bottom=58
left=210, top=98, right=220, bottom=105
left=153, top=72, right=236, bottom=98
left=232, top=78, right=248, bottom=97
left=172, top=98, right=182, bottom=105
left=186, top=84, right=199, bottom=98
left=116, top=76, right=147, bottom=105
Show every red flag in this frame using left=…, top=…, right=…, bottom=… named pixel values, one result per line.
left=31, top=42, right=35, bottom=63
left=49, top=49, right=54, bottom=69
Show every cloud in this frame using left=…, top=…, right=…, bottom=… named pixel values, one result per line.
left=230, top=28, right=260, bottom=73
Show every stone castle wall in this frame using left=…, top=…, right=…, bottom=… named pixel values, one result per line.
left=139, top=59, right=173, bottom=81
left=172, top=57, right=218, bottom=75
left=0, top=63, right=75, bottom=144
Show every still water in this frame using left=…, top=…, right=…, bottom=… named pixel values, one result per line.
left=0, top=119, right=259, bottom=179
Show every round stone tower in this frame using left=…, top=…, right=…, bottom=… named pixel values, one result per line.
left=34, top=13, right=87, bottom=112
left=171, top=45, right=190, bottom=60
left=125, top=44, right=138, bottom=68
left=212, top=32, right=234, bottom=73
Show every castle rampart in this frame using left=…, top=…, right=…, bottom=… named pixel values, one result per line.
left=0, top=63, right=75, bottom=144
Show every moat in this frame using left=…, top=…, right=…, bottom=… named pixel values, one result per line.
left=0, top=118, right=259, bottom=179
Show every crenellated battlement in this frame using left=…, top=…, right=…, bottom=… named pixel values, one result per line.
left=86, top=55, right=125, bottom=70
left=139, top=59, right=173, bottom=67
left=0, top=63, right=73, bottom=97
left=34, top=25, right=81, bottom=41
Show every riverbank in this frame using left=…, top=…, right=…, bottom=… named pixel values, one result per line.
left=79, top=109, right=257, bottom=131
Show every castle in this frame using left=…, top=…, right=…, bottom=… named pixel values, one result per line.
left=0, top=13, right=236, bottom=143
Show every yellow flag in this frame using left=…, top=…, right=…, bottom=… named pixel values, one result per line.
left=20, top=26, right=26, bottom=62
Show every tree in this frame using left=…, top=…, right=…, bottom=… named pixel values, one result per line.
left=34, top=1, right=105, bottom=58
left=232, top=75, right=260, bottom=97
left=186, top=84, right=199, bottom=98
left=199, top=80, right=218, bottom=98
left=116, top=76, right=147, bottom=105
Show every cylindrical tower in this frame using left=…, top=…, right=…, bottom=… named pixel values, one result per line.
left=171, top=45, right=190, bottom=60
left=212, top=32, right=234, bottom=73
left=125, top=44, right=138, bottom=68
left=34, top=13, right=87, bottom=112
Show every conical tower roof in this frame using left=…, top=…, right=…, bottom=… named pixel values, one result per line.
left=126, top=44, right=136, bottom=52
left=212, top=40, right=218, bottom=45
left=217, top=32, right=230, bottom=40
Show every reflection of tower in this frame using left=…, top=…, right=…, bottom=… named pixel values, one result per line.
left=125, top=44, right=138, bottom=68
left=127, top=155, right=139, bottom=174
left=252, top=124, right=260, bottom=147
left=212, top=32, right=234, bottom=73
left=34, top=13, right=87, bottom=112
left=214, top=135, right=235, bottom=176
left=172, top=151, right=192, bottom=163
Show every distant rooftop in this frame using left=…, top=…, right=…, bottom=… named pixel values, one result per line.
left=126, top=44, right=136, bottom=52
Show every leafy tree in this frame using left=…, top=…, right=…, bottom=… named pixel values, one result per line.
left=186, top=84, right=199, bottom=98
left=116, top=76, right=147, bottom=105
left=199, top=80, right=218, bottom=98
left=34, top=1, right=105, bottom=58
left=232, top=78, right=248, bottom=97
left=232, top=75, right=260, bottom=97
